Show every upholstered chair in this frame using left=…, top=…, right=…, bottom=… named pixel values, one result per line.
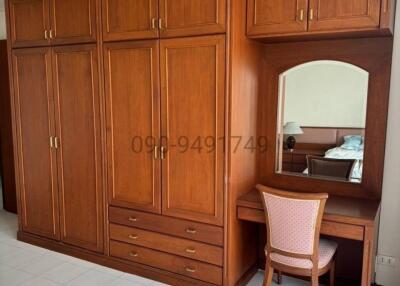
left=256, top=184, right=337, bottom=286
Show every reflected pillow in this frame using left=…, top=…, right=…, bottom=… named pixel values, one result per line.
left=341, top=135, right=364, bottom=150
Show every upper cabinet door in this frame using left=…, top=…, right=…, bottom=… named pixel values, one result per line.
left=50, top=0, right=97, bottom=45
left=9, top=0, right=50, bottom=47
left=159, top=0, right=226, bottom=38
left=102, top=0, right=159, bottom=41
left=308, top=0, right=381, bottom=31
left=247, top=0, right=308, bottom=36
left=104, top=41, right=161, bottom=213
left=52, top=45, right=104, bottom=253
left=160, top=36, right=225, bottom=226
left=12, top=47, right=59, bottom=240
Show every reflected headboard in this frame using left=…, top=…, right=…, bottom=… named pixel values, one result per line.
left=296, top=127, right=365, bottom=147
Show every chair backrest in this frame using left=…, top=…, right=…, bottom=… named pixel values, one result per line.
left=307, top=155, right=356, bottom=180
left=256, top=185, right=328, bottom=262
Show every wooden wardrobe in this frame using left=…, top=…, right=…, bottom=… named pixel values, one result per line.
left=4, top=0, right=395, bottom=285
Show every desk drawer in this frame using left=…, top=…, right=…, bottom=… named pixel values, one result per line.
left=110, top=240, right=222, bottom=285
left=321, top=221, right=364, bottom=241
left=109, top=207, right=223, bottom=246
left=109, top=224, right=223, bottom=266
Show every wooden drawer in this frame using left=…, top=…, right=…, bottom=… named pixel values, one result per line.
left=110, top=240, right=222, bottom=285
left=109, top=224, right=223, bottom=266
left=109, top=207, right=223, bottom=246
left=321, top=221, right=364, bottom=241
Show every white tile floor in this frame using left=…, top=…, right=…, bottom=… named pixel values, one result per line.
left=0, top=206, right=309, bottom=286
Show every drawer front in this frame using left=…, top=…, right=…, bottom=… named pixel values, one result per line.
left=321, top=221, right=364, bottom=241
left=109, top=207, right=223, bottom=246
left=110, top=241, right=223, bottom=285
left=109, top=224, right=223, bottom=266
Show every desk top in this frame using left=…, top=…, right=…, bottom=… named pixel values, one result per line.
left=237, top=189, right=380, bottom=227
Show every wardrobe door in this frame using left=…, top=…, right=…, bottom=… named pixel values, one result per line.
left=308, top=0, right=381, bottom=31
left=104, top=41, right=161, bottom=213
left=9, top=0, right=50, bottom=48
left=12, top=47, right=59, bottom=240
left=159, top=0, right=226, bottom=38
left=160, top=36, right=225, bottom=226
left=102, top=0, right=159, bottom=41
left=247, top=0, right=308, bottom=36
left=50, top=0, right=97, bottom=45
left=52, top=45, right=104, bottom=252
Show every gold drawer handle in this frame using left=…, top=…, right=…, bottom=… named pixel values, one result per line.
left=185, top=267, right=196, bottom=273
left=129, top=252, right=138, bottom=257
left=128, top=234, right=138, bottom=240
left=185, top=248, right=196, bottom=254
left=128, top=217, right=138, bottom=222
left=186, top=228, right=196, bottom=234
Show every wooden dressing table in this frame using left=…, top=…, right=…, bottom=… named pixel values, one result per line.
left=237, top=189, right=380, bottom=286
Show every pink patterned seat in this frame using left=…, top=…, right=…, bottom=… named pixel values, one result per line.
left=257, top=184, right=337, bottom=286
left=267, top=239, right=338, bottom=269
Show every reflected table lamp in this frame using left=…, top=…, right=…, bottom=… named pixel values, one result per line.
left=283, top=122, right=304, bottom=150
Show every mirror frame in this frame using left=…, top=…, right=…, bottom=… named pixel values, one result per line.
left=258, top=37, right=393, bottom=200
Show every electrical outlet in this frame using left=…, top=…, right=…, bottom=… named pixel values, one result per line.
left=376, top=255, right=397, bottom=267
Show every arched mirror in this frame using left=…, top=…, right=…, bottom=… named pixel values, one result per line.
left=275, top=61, right=369, bottom=183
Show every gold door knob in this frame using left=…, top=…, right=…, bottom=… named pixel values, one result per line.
left=298, top=9, right=304, bottom=21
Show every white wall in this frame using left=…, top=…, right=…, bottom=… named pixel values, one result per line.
left=0, top=0, right=5, bottom=39
left=376, top=3, right=400, bottom=286
left=282, top=61, right=369, bottom=128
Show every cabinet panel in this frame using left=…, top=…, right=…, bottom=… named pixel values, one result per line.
left=110, top=241, right=223, bottom=285
left=52, top=45, right=103, bottom=252
left=247, top=0, right=308, bottom=35
left=104, top=41, right=161, bottom=213
left=9, top=0, right=50, bottom=47
left=309, top=0, right=381, bottom=31
left=109, top=224, right=223, bottom=265
left=102, top=0, right=158, bottom=41
left=160, top=36, right=225, bottom=226
left=12, top=47, right=59, bottom=240
left=50, top=0, right=97, bottom=44
left=159, top=0, right=226, bottom=38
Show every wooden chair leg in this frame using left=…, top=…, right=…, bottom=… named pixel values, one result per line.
left=330, top=261, right=336, bottom=286
left=263, top=263, right=274, bottom=286
left=311, top=274, right=319, bottom=286
left=277, top=270, right=283, bottom=284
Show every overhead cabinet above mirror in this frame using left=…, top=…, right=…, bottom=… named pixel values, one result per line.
left=247, top=0, right=396, bottom=40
